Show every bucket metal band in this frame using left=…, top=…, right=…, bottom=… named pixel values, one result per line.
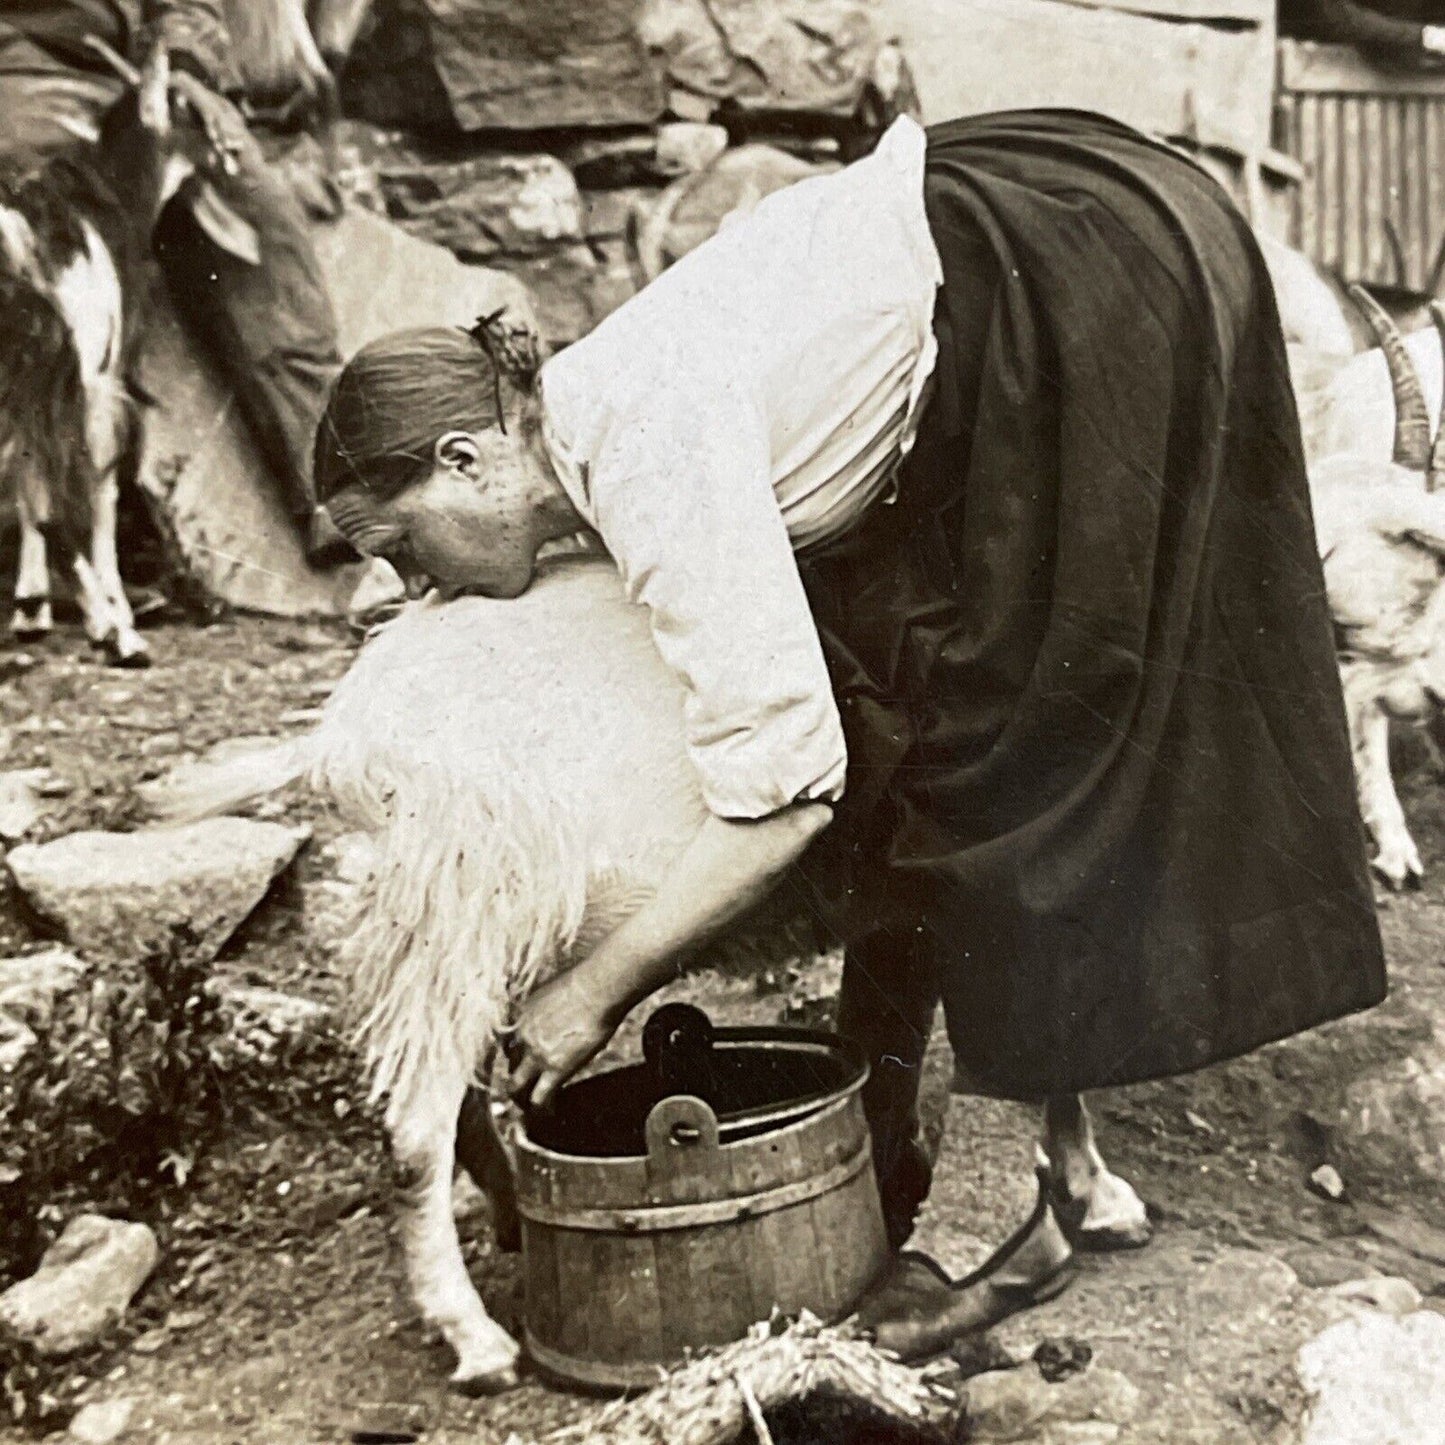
left=516, top=1140, right=872, bottom=1235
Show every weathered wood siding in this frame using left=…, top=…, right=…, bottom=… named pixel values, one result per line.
left=883, top=0, right=1277, bottom=155
left=1277, top=41, right=1445, bottom=288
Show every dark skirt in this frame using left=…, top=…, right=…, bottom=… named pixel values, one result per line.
left=795, top=109, right=1386, bottom=1101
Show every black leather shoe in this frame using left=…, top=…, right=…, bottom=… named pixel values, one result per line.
left=851, top=1168, right=1076, bottom=1363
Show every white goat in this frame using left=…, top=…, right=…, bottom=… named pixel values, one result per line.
left=146, top=554, right=1147, bottom=1391
left=1309, top=291, right=1445, bottom=888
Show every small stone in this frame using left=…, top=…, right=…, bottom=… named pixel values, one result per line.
left=1184, top=1109, right=1214, bottom=1135
left=6, top=818, right=308, bottom=962
left=0, top=1216, right=159, bottom=1356
left=0, top=769, right=60, bottom=841
left=277, top=709, right=324, bottom=727
left=0, top=948, right=86, bottom=1024
left=68, top=1398, right=135, bottom=1444
left=1309, top=1165, right=1346, bottom=1201
left=137, top=732, right=183, bottom=760
left=653, top=122, right=728, bottom=177
left=0, top=949, right=86, bottom=1070
left=1326, top=1276, right=1423, bottom=1317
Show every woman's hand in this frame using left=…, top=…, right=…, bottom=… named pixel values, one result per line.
left=506, top=801, right=832, bottom=1109
left=505, top=966, right=624, bottom=1109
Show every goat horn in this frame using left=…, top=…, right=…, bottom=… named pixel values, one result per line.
left=1427, top=300, right=1445, bottom=492
left=1426, top=227, right=1445, bottom=298
left=83, top=35, right=141, bottom=87
left=1384, top=217, right=1409, bottom=290
left=138, top=43, right=171, bottom=138
left=1348, top=282, right=1432, bottom=471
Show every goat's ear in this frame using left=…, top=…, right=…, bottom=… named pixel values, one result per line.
left=139, top=43, right=171, bottom=137
left=1384, top=489, right=1445, bottom=555
left=158, top=151, right=194, bottom=207
left=187, top=181, right=262, bottom=265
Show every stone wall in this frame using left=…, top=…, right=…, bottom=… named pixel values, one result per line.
left=329, top=0, right=919, bottom=346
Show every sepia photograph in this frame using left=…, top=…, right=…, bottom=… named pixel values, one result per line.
left=0, top=0, right=1442, bottom=1440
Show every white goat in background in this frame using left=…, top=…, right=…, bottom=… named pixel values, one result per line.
left=146, top=554, right=1148, bottom=1392
left=1309, top=290, right=1445, bottom=888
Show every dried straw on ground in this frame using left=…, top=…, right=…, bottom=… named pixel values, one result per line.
left=528, top=1312, right=961, bottom=1445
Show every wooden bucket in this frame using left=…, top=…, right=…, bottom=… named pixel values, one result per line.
left=513, top=1018, right=889, bottom=1390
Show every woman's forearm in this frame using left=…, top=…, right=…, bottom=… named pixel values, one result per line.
left=583, top=802, right=833, bottom=1020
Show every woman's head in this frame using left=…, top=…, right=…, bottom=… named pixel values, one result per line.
left=314, top=320, right=565, bottom=599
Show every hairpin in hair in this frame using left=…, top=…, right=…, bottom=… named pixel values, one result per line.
left=466, top=308, right=545, bottom=437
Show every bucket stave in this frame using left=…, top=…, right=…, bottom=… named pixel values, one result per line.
left=514, top=1017, right=889, bottom=1390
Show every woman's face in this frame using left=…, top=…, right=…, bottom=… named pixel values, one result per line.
left=357, top=431, right=539, bottom=600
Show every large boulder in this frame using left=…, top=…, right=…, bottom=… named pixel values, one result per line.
left=0, top=1216, right=159, bottom=1356
left=639, top=0, right=916, bottom=124
left=135, top=207, right=534, bottom=618
left=342, top=0, right=666, bottom=132
left=1298, top=1310, right=1445, bottom=1444
left=6, top=819, right=308, bottom=962
left=340, top=0, right=911, bottom=135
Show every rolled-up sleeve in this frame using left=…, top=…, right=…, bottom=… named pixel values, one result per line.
left=586, top=379, right=847, bottom=820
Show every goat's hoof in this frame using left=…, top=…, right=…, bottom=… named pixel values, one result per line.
left=11, top=603, right=52, bottom=639
left=1050, top=1170, right=1153, bottom=1252
left=450, top=1359, right=521, bottom=1396
left=1371, top=851, right=1424, bottom=892
left=102, top=636, right=152, bottom=669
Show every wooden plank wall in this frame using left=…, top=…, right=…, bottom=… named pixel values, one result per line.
left=882, top=0, right=1277, bottom=157
left=1276, top=41, right=1445, bottom=288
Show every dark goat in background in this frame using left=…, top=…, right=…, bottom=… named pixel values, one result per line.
left=0, top=44, right=254, bottom=666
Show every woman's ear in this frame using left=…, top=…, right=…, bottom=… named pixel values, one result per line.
left=434, top=431, right=482, bottom=473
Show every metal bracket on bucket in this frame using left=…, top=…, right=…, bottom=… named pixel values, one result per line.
left=645, top=1094, right=720, bottom=1169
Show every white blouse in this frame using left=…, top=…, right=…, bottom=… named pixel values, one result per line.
left=538, top=116, right=944, bottom=820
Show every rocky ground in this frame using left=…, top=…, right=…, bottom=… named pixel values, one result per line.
left=0, top=616, right=1443, bottom=1445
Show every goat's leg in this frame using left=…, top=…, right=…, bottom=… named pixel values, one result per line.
left=456, top=1087, right=520, bottom=1254
left=390, top=1077, right=522, bottom=1393
left=68, top=552, right=124, bottom=665
left=10, top=504, right=52, bottom=639
left=87, top=474, right=148, bottom=667
left=1039, top=1094, right=1151, bottom=1250
left=1355, top=703, right=1421, bottom=889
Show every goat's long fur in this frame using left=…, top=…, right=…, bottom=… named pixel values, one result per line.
left=156, top=558, right=707, bottom=1121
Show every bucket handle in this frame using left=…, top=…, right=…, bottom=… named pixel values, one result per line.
left=645, top=1095, right=720, bottom=1168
